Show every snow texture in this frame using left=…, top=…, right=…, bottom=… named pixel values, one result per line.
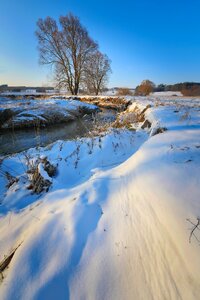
left=0, top=97, right=200, bottom=299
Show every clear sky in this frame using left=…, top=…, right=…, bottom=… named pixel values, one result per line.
left=0, top=0, right=200, bottom=88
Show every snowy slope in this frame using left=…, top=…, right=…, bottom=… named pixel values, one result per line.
left=0, top=98, right=200, bottom=299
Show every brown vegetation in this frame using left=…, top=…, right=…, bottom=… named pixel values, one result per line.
left=135, top=80, right=155, bottom=96
left=27, top=157, right=56, bottom=194
left=117, top=88, right=133, bottom=96
left=181, top=86, right=200, bottom=96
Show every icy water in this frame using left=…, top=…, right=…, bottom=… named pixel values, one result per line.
left=0, top=109, right=116, bottom=155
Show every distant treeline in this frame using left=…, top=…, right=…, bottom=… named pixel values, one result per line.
left=155, top=82, right=200, bottom=96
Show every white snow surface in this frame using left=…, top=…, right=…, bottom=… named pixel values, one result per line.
left=0, top=98, right=97, bottom=112
left=0, top=97, right=200, bottom=299
left=151, top=91, right=183, bottom=97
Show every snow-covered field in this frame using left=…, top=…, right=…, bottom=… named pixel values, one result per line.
left=151, top=91, right=183, bottom=97
left=0, top=97, right=200, bottom=299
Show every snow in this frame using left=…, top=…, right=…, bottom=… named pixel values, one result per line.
left=151, top=91, right=183, bottom=96
left=0, top=97, right=200, bottom=299
left=0, top=91, right=56, bottom=96
left=0, top=98, right=98, bottom=129
left=0, top=98, right=97, bottom=111
left=37, top=163, right=52, bottom=182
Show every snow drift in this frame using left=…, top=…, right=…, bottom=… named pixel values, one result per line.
left=0, top=97, right=200, bottom=299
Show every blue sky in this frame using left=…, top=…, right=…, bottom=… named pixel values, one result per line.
left=0, top=0, right=200, bottom=87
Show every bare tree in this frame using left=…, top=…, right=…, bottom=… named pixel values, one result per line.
left=83, top=51, right=111, bottom=95
left=36, top=13, right=97, bottom=95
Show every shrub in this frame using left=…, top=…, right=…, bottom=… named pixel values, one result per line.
left=117, top=88, right=133, bottom=96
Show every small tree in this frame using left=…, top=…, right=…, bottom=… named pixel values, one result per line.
left=135, top=80, right=155, bottom=96
left=36, top=13, right=97, bottom=95
left=84, top=51, right=111, bottom=95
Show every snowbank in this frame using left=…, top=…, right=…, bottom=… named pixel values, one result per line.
left=0, top=98, right=98, bottom=130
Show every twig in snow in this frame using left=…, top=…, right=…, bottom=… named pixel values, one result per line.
left=0, top=242, right=23, bottom=279
left=187, top=218, right=200, bottom=244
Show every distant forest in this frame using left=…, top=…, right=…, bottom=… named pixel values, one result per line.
left=155, top=82, right=200, bottom=96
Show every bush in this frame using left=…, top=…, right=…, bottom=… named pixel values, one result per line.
left=117, top=88, right=133, bottom=96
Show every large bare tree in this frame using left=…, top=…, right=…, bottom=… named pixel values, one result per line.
left=36, top=13, right=97, bottom=95
left=84, top=51, right=111, bottom=95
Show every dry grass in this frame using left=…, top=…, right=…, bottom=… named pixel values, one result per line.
left=116, top=88, right=133, bottom=96
left=26, top=157, right=56, bottom=194
left=0, top=243, right=22, bottom=281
